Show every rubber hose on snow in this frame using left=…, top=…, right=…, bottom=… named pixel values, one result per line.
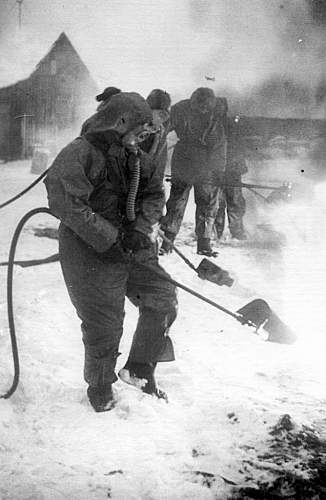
left=126, top=155, right=140, bottom=222
left=0, top=253, right=60, bottom=268
left=0, top=168, right=50, bottom=210
left=1, top=206, right=52, bottom=399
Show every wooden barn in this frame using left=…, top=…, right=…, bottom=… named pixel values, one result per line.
left=0, top=32, right=98, bottom=161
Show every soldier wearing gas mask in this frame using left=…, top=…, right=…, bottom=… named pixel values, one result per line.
left=44, top=92, right=177, bottom=412
left=160, top=87, right=227, bottom=257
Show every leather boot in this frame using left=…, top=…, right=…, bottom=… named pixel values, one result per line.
left=87, top=384, right=116, bottom=412
left=197, top=238, right=218, bottom=257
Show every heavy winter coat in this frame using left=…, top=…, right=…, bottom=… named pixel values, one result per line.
left=44, top=96, right=165, bottom=253
left=169, top=99, right=227, bottom=183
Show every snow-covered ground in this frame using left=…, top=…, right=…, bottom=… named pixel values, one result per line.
left=1, top=160, right=326, bottom=499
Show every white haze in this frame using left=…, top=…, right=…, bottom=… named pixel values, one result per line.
left=1, top=0, right=326, bottom=112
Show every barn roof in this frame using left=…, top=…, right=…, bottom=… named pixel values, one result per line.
left=31, top=32, right=93, bottom=80
left=0, top=32, right=96, bottom=93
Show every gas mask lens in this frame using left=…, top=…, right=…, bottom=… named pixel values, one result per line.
left=136, top=130, right=152, bottom=143
left=122, top=124, right=155, bottom=147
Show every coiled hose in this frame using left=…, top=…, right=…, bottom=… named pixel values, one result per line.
left=126, top=154, right=140, bottom=222
left=1, top=206, right=52, bottom=399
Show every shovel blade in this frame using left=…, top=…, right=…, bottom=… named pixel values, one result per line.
left=196, top=258, right=234, bottom=287
left=237, top=299, right=296, bottom=344
left=237, top=299, right=270, bottom=327
left=263, top=311, right=297, bottom=344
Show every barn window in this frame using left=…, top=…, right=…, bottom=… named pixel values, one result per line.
left=50, top=60, right=57, bottom=75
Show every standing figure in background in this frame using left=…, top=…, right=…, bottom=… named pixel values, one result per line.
left=141, top=88, right=171, bottom=172
left=137, top=89, right=171, bottom=255
left=160, top=88, right=226, bottom=257
left=215, top=114, right=248, bottom=240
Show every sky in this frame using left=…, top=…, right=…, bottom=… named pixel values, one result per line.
left=1, top=0, right=326, bottom=110
left=0, top=0, right=216, bottom=98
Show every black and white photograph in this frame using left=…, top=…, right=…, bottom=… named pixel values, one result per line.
left=1, top=1, right=326, bottom=498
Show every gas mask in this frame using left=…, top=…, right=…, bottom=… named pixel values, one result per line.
left=121, top=122, right=160, bottom=151
left=121, top=122, right=160, bottom=222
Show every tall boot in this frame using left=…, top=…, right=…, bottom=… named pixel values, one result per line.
left=87, top=384, right=116, bottom=412
left=230, top=222, right=247, bottom=240
left=84, top=344, right=119, bottom=412
left=197, top=237, right=218, bottom=257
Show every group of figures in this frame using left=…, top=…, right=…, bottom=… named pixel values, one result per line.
left=44, top=87, right=248, bottom=412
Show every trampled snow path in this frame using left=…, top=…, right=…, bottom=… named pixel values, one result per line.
left=1, top=161, right=326, bottom=499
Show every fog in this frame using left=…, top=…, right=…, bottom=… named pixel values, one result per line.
left=1, top=0, right=326, bottom=117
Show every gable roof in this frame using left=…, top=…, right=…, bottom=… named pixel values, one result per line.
left=31, top=32, right=93, bottom=80
left=0, top=32, right=96, bottom=93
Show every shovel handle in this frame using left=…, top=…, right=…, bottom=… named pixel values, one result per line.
left=136, top=260, right=241, bottom=321
left=221, top=182, right=286, bottom=191
left=158, top=230, right=198, bottom=272
left=164, top=175, right=284, bottom=192
left=240, top=182, right=285, bottom=190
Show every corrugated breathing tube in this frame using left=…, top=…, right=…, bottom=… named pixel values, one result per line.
left=126, top=153, right=140, bottom=222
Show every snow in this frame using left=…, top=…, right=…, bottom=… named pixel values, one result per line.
left=1, top=160, right=326, bottom=499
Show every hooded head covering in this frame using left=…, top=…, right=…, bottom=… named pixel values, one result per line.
left=84, top=92, right=153, bottom=136
left=145, top=89, right=171, bottom=129
left=190, top=87, right=216, bottom=112
left=146, top=89, right=171, bottom=111
left=96, top=86, right=121, bottom=111
left=96, top=86, right=121, bottom=103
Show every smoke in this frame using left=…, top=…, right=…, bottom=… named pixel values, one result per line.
left=0, top=0, right=213, bottom=99
left=1, top=1, right=326, bottom=115
left=239, top=174, right=326, bottom=352
left=189, top=0, right=326, bottom=117
left=279, top=181, right=326, bottom=346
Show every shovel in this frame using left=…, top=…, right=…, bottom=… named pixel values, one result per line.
left=159, top=230, right=234, bottom=287
left=137, top=261, right=296, bottom=345
left=237, top=299, right=296, bottom=344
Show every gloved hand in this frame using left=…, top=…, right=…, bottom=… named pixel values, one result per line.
left=98, top=238, right=129, bottom=263
left=122, top=230, right=152, bottom=253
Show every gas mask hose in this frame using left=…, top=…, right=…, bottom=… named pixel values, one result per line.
left=126, top=152, right=140, bottom=222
